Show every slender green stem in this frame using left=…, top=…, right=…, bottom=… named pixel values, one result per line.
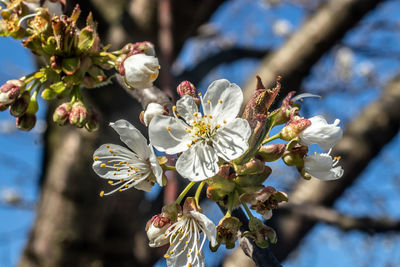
left=194, top=182, right=205, bottom=205
left=241, top=200, right=254, bottom=219
left=164, top=165, right=176, bottom=171
left=175, top=181, right=196, bottom=204
left=262, top=133, right=281, bottom=145
left=226, top=193, right=235, bottom=217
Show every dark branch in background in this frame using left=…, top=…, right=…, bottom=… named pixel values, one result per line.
left=270, top=74, right=400, bottom=261
left=242, top=0, right=385, bottom=105
left=176, top=47, right=270, bottom=85
left=279, top=203, right=400, bottom=233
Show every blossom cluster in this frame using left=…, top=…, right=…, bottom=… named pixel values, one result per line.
left=92, top=74, right=344, bottom=266
left=0, top=2, right=160, bottom=130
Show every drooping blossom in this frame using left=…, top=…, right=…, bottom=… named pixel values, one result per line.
left=304, top=151, right=344, bottom=180
left=149, top=79, right=251, bottom=181
left=92, top=119, right=163, bottom=195
left=299, top=115, right=343, bottom=150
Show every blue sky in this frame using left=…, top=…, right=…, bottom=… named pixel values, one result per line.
left=1, top=0, right=400, bottom=266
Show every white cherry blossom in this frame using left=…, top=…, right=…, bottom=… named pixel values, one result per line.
left=92, top=119, right=163, bottom=195
left=299, top=115, right=343, bottom=150
left=161, top=210, right=217, bottom=267
left=143, top=103, right=167, bottom=126
left=124, top=53, right=160, bottom=89
left=149, top=79, right=251, bottom=181
left=304, top=151, right=344, bottom=180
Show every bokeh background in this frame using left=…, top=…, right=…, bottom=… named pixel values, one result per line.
left=1, top=0, right=400, bottom=266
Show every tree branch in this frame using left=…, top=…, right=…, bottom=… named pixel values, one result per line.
left=279, top=203, right=400, bottom=233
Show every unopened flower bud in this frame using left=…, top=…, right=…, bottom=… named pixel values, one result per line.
left=177, top=81, right=197, bottom=98
left=85, top=110, right=100, bottom=132
left=142, top=103, right=168, bottom=126
left=282, top=145, right=308, bottom=167
left=0, top=80, right=23, bottom=105
left=16, top=113, right=36, bottom=131
left=69, top=101, right=88, bottom=128
left=234, top=165, right=271, bottom=187
left=123, top=53, right=160, bottom=89
left=10, top=91, right=30, bottom=117
left=216, top=216, right=242, bottom=249
left=280, top=117, right=311, bottom=141
left=145, top=214, right=171, bottom=247
left=53, top=102, right=72, bottom=125
left=257, top=144, right=285, bottom=162
left=236, top=158, right=265, bottom=175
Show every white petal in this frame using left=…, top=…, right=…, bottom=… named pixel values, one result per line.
left=147, top=224, right=169, bottom=248
left=213, top=118, right=251, bottom=161
left=189, top=211, right=217, bottom=247
left=143, top=103, right=165, bottom=126
left=176, top=95, right=199, bottom=123
left=304, top=153, right=344, bottom=180
left=176, top=143, right=219, bottom=181
left=148, top=144, right=164, bottom=186
left=299, top=115, right=343, bottom=150
left=110, top=120, right=150, bottom=159
left=203, top=79, right=243, bottom=122
left=149, top=115, right=192, bottom=154
left=92, top=144, right=148, bottom=180
left=134, top=179, right=154, bottom=192
left=124, top=53, right=159, bottom=89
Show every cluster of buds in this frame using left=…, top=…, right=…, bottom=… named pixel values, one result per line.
left=53, top=101, right=99, bottom=131
left=0, top=2, right=163, bottom=131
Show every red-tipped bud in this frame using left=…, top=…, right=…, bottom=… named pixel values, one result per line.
left=16, top=113, right=36, bottom=131
left=53, top=102, right=72, bottom=125
left=0, top=80, right=23, bottom=105
left=68, top=101, right=88, bottom=128
left=177, top=81, right=197, bottom=98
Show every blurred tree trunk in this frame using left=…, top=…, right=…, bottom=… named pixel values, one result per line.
left=18, top=1, right=226, bottom=266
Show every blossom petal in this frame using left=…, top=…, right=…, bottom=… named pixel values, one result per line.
left=189, top=211, right=217, bottom=247
left=110, top=119, right=150, bottom=159
left=92, top=144, right=149, bottom=180
left=213, top=118, right=251, bottom=161
left=304, top=153, right=344, bottom=180
left=176, top=143, right=219, bottom=181
left=176, top=95, right=199, bottom=123
left=148, top=144, right=164, bottom=186
left=299, top=115, right=343, bottom=150
left=203, top=79, right=243, bottom=122
left=149, top=115, right=192, bottom=154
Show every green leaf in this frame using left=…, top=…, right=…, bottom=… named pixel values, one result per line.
left=77, top=27, right=95, bottom=53
left=62, top=57, right=81, bottom=75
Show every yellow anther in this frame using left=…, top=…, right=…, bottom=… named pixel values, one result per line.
left=196, top=250, right=199, bottom=255
left=170, top=250, right=174, bottom=254
left=218, top=99, right=223, bottom=103
left=93, top=156, right=99, bottom=161
left=99, top=191, right=104, bottom=197
left=119, top=189, right=122, bottom=192
left=113, top=153, right=116, bottom=156
left=108, top=181, right=113, bottom=185
left=119, top=161, right=123, bottom=165
left=107, top=161, right=111, bottom=164
left=186, top=241, right=189, bottom=244
left=106, top=145, right=110, bottom=148
left=208, top=114, right=212, bottom=118
left=166, top=126, right=171, bottom=131
left=207, top=100, right=211, bottom=104
left=113, top=164, right=117, bottom=167
left=186, top=128, right=191, bottom=133
left=164, top=254, right=170, bottom=259
left=198, top=93, right=202, bottom=96
left=206, top=129, right=210, bottom=133
left=109, top=149, right=113, bottom=153
left=216, top=124, right=220, bottom=128
left=134, top=177, right=138, bottom=181
left=172, top=106, right=177, bottom=112
left=125, top=184, right=129, bottom=188
left=334, top=156, right=341, bottom=160
left=113, top=173, right=116, bottom=176
left=120, top=179, right=125, bottom=182
left=188, top=263, right=192, bottom=267
left=223, top=120, right=227, bottom=124
left=187, top=254, right=190, bottom=258
left=193, top=138, right=198, bottom=142
left=100, top=164, right=106, bottom=168
left=193, top=112, right=198, bottom=116
left=187, top=144, right=191, bottom=147
left=116, top=168, right=120, bottom=171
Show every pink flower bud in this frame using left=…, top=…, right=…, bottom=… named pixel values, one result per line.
left=0, top=80, right=23, bottom=105
left=69, top=101, right=88, bottom=128
left=53, top=102, right=72, bottom=125
left=280, top=117, right=311, bottom=141
left=177, top=81, right=197, bottom=98
left=145, top=214, right=171, bottom=248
